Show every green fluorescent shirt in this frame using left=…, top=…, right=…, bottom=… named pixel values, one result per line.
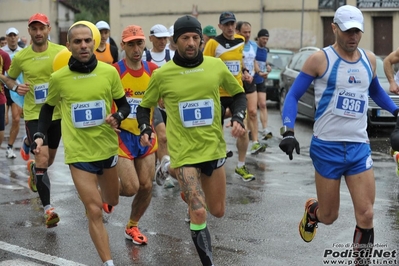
left=7, top=42, right=65, bottom=120
left=47, top=61, right=125, bottom=164
left=140, top=55, right=244, bottom=168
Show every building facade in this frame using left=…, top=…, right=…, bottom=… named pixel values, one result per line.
left=110, top=0, right=399, bottom=56
left=0, top=0, right=79, bottom=45
left=0, top=0, right=397, bottom=56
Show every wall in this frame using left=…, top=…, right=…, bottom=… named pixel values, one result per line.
left=110, top=0, right=399, bottom=53
left=0, top=0, right=76, bottom=45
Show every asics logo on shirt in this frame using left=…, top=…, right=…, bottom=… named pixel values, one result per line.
left=339, top=90, right=356, bottom=97
left=347, top=68, right=359, bottom=73
left=74, top=103, right=90, bottom=109
left=182, top=102, right=199, bottom=108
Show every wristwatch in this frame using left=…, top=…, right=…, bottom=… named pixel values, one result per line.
left=280, top=126, right=294, bottom=135
left=33, top=132, right=46, bottom=141
left=116, top=111, right=124, bottom=120
left=11, top=84, right=18, bottom=92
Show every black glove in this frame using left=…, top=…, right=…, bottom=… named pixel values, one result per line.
left=30, top=132, right=45, bottom=151
left=230, top=111, right=246, bottom=129
left=279, top=131, right=300, bottom=160
left=139, top=124, right=153, bottom=140
left=111, top=112, right=124, bottom=127
left=30, top=142, right=37, bottom=151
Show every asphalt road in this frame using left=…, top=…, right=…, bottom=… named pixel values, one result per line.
left=0, top=103, right=398, bottom=266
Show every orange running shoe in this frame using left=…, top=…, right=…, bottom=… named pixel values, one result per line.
left=125, top=226, right=148, bottom=245
left=20, top=136, right=30, bottom=161
left=45, top=207, right=60, bottom=228
left=102, top=203, right=114, bottom=214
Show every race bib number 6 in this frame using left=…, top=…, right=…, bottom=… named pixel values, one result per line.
left=179, top=99, right=214, bottom=127
left=332, top=90, right=366, bottom=119
left=71, top=100, right=106, bottom=128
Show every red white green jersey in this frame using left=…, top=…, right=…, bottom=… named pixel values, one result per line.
left=112, top=59, right=158, bottom=135
left=7, top=42, right=65, bottom=120
left=46, top=61, right=125, bottom=164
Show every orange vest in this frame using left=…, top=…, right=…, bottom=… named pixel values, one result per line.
left=94, top=43, right=114, bottom=64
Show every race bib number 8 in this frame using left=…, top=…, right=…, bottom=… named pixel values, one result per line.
left=34, top=83, right=49, bottom=104
left=179, top=99, right=214, bottom=127
left=332, top=90, right=366, bottom=119
left=71, top=100, right=106, bottom=128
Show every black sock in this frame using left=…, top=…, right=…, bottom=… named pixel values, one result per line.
left=35, top=168, right=51, bottom=207
left=308, top=201, right=319, bottom=222
left=191, top=226, right=213, bottom=266
left=7, top=144, right=13, bottom=149
left=353, top=225, right=374, bottom=266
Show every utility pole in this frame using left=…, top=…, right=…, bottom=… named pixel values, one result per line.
left=300, top=0, right=304, bottom=48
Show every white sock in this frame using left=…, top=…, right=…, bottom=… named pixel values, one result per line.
left=237, top=161, right=245, bottom=168
left=103, top=260, right=114, bottom=266
left=44, top=205, right=52, bottom=213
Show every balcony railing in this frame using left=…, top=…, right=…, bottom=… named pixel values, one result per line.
left=357, top=0, right=399, bottom=8
left=319, top=0, right=399, bottom=9
left=319, top=0, right=346, bottom=9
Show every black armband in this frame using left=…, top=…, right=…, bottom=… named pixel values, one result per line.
left=230, top=92, right=247, bottom=115
left=114, top=96, right=130, bottom=120
left=137, top=105, right=151, bottom=128
left=37, top=103, right=55, bottom=134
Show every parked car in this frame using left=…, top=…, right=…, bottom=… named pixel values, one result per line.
left=279, top=47, right=319, bottom=118
left=279, top=47, right=399, bottom=128
left=265, top=49, right=294, bottom=102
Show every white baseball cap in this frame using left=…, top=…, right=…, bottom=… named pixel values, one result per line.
left=95, top=21, right=110, bottom=30
left=150, top=24, right=170, bottom=38
left=6, top=27, right=19, bottom=35
left=333, top=5, right=364, bottom=32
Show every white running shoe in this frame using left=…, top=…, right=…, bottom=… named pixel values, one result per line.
left=155, top=155, right=170, bottom=186
left=6, top=147, right=17, bottom=159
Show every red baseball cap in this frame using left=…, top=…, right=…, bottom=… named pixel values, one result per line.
left=122, top=25, right=146, bottom=42
left=28, top=13, right=50, bottom=26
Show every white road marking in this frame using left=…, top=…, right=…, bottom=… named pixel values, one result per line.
left=0, top=259, right=42, bottom=265
left=0, top=184, right=24, bottom=190
left=0, top=241, right=87, bottom=266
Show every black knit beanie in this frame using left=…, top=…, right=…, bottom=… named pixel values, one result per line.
left=173, top=15, right=202, bottom=43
